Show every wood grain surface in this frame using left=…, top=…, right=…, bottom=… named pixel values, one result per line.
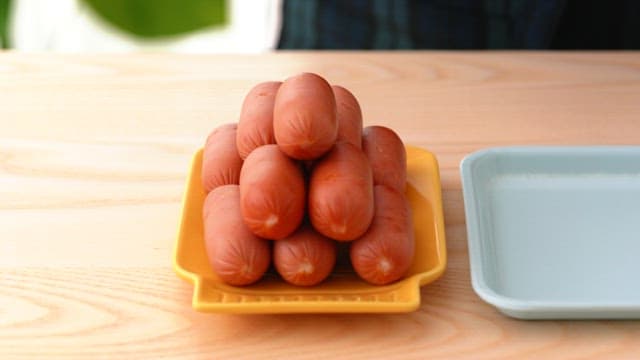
left=2, top=52, right=640, bottom=359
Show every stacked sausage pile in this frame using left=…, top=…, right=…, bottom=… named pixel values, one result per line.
left=202, top=73, right=414, bottom=287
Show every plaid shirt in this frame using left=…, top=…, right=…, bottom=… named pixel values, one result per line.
left=278, top=0, right=640, bottom=50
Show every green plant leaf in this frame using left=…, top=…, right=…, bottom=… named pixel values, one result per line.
left=82, top=0, right=227, bottom=39
left=0, top=0, right=10, bottom=48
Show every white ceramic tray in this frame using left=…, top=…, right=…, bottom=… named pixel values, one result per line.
left=461, top=147, right=640, bottom=319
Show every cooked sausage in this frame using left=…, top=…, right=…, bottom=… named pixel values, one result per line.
left=236, top=81, right=281, bottom=159
left=201, top=123, right=244, bottom=193
left=273, top=73, right=338, bottom=160
left=309, top=142, right=374, bottom=241
left=350, top=185, right=414, bottom=285
left=203, top=185, right=271, bottom=286
left=332, top=85, right=363, bottom=149
left=240, top=144, right=305, bottom=240
left=362, top=126, right=407, bottom=192
left=273, top=224, right=336, bottom=286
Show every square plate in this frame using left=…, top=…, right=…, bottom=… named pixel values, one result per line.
left=461, top=146, right=640, bottom=319
left=173, top=146, right=446, bottom=314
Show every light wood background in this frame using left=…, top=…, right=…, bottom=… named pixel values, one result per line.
left=2, top=52, right=640, bottom=359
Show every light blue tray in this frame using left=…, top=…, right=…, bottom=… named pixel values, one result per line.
left=461, top=147, right=640, bottom=319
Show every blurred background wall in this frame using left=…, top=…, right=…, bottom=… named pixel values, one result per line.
left=1, top=0, right=639, bottom=52
left=3, top=0, right=281, bottom=52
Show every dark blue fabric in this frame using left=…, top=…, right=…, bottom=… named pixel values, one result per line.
left=278, top=0, right=640, bottom=50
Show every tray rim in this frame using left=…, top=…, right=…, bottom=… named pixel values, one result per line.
left=174, top=145, right=447, bottom=314
left=461, top=145, right=640, bottom=319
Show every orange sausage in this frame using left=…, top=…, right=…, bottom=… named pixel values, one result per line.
left=202, top=123, right=244, bottom=193
left=236, top=81, right=281, bottom=159
left=273, top=73, right=338, bottom=160
left=332, top=85, right=363, bottom=149
left=273, top=224, right=336, bottom=286
left=309, top=142, right=374, bottom=241
left=203, top=185, right=271, bottom=286
left=350, top=185, right=415, bottom=285
left=362, top=126, right=407, bottom=192
left=240, top=144, right=305, bottom=240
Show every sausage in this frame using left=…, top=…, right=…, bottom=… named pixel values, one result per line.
left=273, top=224, right=336, bottom=286
left=236, top=81, right=281, bottom=159
left=202, top=123, right=244, bottom=193
left=308, top=142, right=374, bottom=241
left=362, top=126, right=407, bottom=192
left=240, top=144, right=305, bottom=240
left=350, top=185, right=414, bottom=285
left=273, top=73, right=338, bottom=160
left=203, top=185, right=271, bottom=286
left=332, top=85, right=363, bottom=149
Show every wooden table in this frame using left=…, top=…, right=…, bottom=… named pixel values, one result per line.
left=2, top=52, right=640, bottom=359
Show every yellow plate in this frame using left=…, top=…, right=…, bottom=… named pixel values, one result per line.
left=173, top=146, right=447, bottom=313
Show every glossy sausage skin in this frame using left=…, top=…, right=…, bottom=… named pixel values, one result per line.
left=273, top=73, right=338, bottom=160
left=332, top=85, right=363, bottom=149
left=236, top=81, right=281, bottom=159
left=203, top=185, right=271, bottom=286
left=362, top=126, right=407, bottom=192
left=240, top=144, right=305, bottom=240
left=202, top=123, right=244, bottom=193
left=273, top=224, right=336, bottom=286
left=350, top=185, right=414, bottom=285
left=309, top=142, right=374, bottom=241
